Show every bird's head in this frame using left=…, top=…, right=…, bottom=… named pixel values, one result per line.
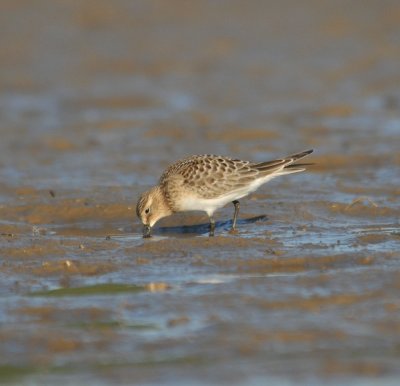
left=136, top=186, right=172, bottom=237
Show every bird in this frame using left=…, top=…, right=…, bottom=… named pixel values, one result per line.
left=136, top=149, right=313, bottom=237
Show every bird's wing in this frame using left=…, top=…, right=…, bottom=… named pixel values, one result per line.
left=160, top=155, right=260, bottom=199
left=160, top=150, right=313, bottom=199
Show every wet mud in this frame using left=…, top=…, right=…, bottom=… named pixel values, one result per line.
left=1, top=1, right=400, bottom=385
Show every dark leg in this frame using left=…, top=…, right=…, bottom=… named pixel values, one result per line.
left=231, top=200, right=240, bottom=231
left=209, top=216, right=215, bottom=237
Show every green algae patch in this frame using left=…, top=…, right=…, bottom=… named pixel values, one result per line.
left=0, top=365, right=36, bottom=383
left=29, top=283, right=146, bottom=297
left=68, top=321, right=159, bottom=331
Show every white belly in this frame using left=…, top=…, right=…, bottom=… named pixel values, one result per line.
left=179, top=192, right=243, bottom=216
left=179, top=174, right=276, bottom=216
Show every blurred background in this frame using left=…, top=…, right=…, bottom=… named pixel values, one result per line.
left=0, top=1, right=399, bottom=385
left=1, top=0, right=399, bottom=188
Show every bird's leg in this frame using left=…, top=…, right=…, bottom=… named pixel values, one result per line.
left=231, top=200, right=240, bottom=231
left=209, top=216, right=215, bottom=237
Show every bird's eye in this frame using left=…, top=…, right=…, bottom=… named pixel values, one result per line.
left=145, top=208, right=150, bottom=214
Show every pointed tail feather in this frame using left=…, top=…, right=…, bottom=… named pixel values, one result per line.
left=284, top=162, right=314, bottom=169
left=287, top=149, right=314, bottom=161
left=254, top=149, right=313, bottom=173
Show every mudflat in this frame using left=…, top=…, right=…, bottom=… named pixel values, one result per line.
left=0, top=1, right=399, bottom=385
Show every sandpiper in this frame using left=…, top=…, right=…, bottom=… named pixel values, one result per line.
left=136, top=149, right=313, bottom=237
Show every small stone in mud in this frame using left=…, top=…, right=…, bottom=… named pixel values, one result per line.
left=146, top=282, right=169, bottom=292
left=167, top=316, right=190, bottom=327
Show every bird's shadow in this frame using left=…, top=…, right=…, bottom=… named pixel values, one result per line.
left=156, top=215, right=268, bottom=235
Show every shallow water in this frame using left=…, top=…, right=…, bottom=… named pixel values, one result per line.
left=1, top=1, right=400, bottom=385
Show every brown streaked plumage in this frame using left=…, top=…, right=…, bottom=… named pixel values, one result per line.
left=136, top=149, right=313, bottom=237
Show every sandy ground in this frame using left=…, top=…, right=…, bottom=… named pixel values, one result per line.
left=1, top=1, right=400, bottom=385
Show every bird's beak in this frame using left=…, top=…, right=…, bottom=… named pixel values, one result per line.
left=143, top=225, right=152, bottom=238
